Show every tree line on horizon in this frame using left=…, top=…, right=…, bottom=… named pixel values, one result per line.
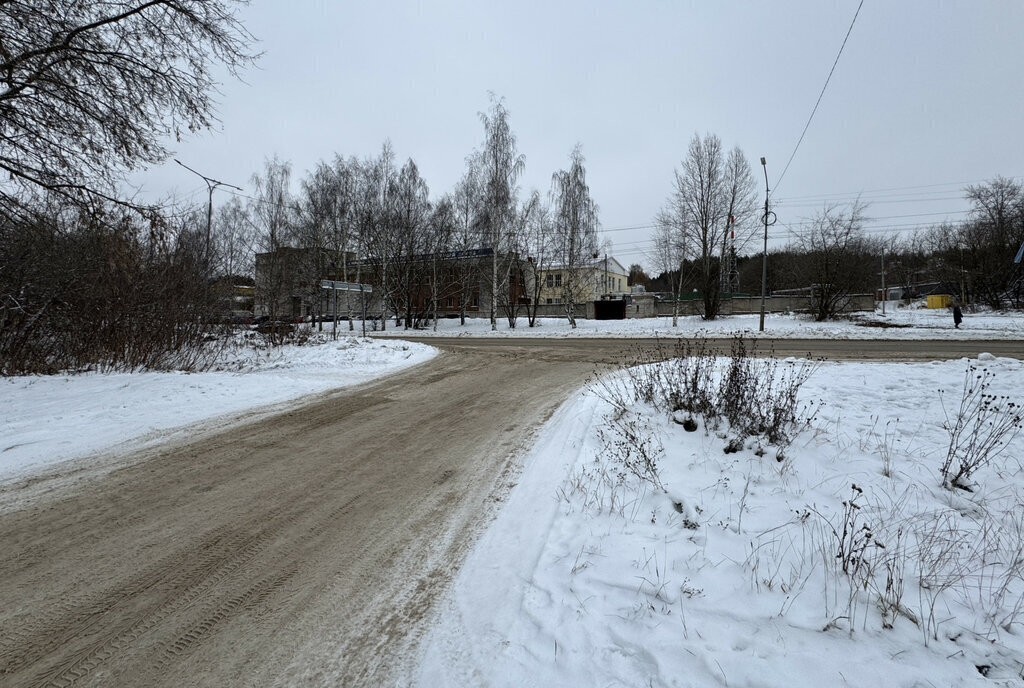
left=634, top=153, right=1024, bottom=321
left=223, top=98, right=602, bottom=337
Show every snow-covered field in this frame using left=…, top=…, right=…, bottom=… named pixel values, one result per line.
left=370, top=304, right=1024, bottom=340
left=417, top=351, right=1024, bottom=687
left=0, top=335, right=435, bottom=481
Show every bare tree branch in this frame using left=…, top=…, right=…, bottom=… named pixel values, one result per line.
left=0, top=0, right=257, bottom=214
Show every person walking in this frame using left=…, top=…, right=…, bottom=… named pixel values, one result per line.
left=952, top=302, right=963, bottom=329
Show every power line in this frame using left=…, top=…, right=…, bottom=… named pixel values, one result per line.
left=773, top=175, right=1024, bottom=203
left=775, top=190, right=964, bottom=205
left=773, top=0, right=865, bottom=195
left=776, top=195, right=966, bottom=209
left=603, top=207, right=969, bottom=246
left=600, top=223, right=658, bottom=233
left=607, top=216, right=968, bottom=255
left=607, top=210, right=969, bottom=252
left=766, top=208, right=970, bottom=226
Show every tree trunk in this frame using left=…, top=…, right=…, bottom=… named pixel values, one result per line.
left=347, top=254, right=354, bottom=332
left=379, top=262, right=387, bottom=331
left=491, top=250, right=498, bottom=331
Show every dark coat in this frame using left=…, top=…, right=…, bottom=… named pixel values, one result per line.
left=952, top=305, right=963, bottom=325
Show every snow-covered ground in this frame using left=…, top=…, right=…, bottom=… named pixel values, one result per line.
left=4, top=313, right=1024, bottom=685
left=370, top=303, right=1024, bottom=340
left=0, top=335, right=435, bottom=481
left=417, top=352, right=1024, bottom=687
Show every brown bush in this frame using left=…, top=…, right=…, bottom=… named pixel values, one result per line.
left=1, top=200, right=224, bottom=374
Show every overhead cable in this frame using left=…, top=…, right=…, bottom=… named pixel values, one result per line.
left=773, top=0, right=865, bottom=195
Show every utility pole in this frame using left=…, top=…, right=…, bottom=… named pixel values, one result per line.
left=880, top=248, right=887, bottom=315
left=759, top=157, right=776, bottom=332
left=175, top=159, right=243, bottom=264
left=604, top=253, right=608, bottom=296
left=959, top=245, right=966, bottom=305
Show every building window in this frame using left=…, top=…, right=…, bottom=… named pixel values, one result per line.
left=545, top=274, right=553, bottom=288
left=554, top=273, right=562, bottom=287
left=545, top=298, right=553, bottom=305
left=554, top=297, right=562, bottom=304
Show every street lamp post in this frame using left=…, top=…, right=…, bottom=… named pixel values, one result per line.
left=175, top=159, right=243, bottom=263
left=758, top=157, right=775, bottom=332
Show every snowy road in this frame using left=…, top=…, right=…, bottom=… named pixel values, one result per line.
left=0, top=337, right=1020, bottom=687
left=399, top=335, right=1024, bottom=361
left=0, top=343, right=617, bottom=687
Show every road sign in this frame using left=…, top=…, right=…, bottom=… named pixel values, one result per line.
left=320, top=280, right=373, bottom=293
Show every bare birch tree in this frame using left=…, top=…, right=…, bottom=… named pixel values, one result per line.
left=427, top=196, right=456, bottom=331
left=451, top=160, right=483, bottom=325
left=250, top=156, right=295, bottom=336
left=716, top=147, right=759, bottom=298
left=551, top=145, right=599, bottom=329
left=651, top=215, right=688, bottom=326
left=211, top=196, right=254, bottom=280
left=296, top=162, right=335, bottom=329
left=662, top=133, right=756, bottom=320
left=360, top=142, right=398, bottom=330
left=478, top=96, right=525, bottom=331
left=390, top=159, right=431, bottom=329
left=522, top=193, right=553, bottom=327
left=498, top=192, right=540, bottom=327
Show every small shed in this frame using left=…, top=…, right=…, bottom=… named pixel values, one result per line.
left=926, top=294, right=951, bottom=309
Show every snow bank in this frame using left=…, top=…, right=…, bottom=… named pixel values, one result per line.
left=418, top=353, right=1024, bottom=686
left=0, top=335, right=436, bottom=480
left=369, top=307, right=1024, bottom=340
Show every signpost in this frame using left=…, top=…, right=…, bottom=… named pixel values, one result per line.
left=320, top=281, right=373, bottom=338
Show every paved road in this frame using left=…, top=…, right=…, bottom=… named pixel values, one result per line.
left=0, top=337, right=1019, bottom=687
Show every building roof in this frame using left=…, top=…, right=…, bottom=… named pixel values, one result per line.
left=541, top=256, right=629, bottom=273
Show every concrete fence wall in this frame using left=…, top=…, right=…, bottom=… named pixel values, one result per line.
left=436, top=293, right=875, bottom=321
left=654, top=294, right=875, bottom=317
left=527, top=303, right=596, bottom=319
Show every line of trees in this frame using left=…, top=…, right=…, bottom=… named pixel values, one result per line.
left=0, top=1, right=608, bottom=372
left=2, top=89, right=608, bottom=371
left=748, top=177, right=1024, bottom=318
left=0, top=3, right=604, bottom=372
left=649, top=144, right=1024, bottom=321
left=225, top=97, right=603, bottom=335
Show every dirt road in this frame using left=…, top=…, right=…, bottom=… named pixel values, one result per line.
left=396, top=336, right=1024, bottom=361
left=0, top=338, right=1019, bottom=687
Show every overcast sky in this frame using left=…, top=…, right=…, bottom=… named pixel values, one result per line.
left=132, top=1, right=1024, bottom=271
